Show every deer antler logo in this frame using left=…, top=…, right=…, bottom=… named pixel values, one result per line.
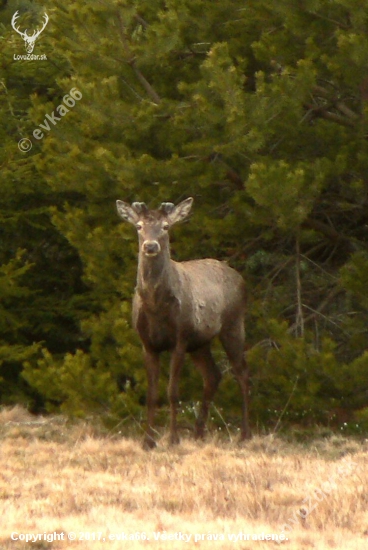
left=11, top=11, right=49, bottom=54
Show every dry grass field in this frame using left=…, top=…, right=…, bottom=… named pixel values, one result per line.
left=0, top=406, right=367, bottom=550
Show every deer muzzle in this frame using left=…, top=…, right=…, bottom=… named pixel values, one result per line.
left=142, top=240, right=161, bottom=256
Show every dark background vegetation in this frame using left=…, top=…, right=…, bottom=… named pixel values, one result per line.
left=1, top=0, right=368, bottom=436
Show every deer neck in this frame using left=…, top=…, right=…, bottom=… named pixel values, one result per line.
left=137, top=247, right=175, bottom=304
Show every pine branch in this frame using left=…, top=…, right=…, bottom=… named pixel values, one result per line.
left=295, top=230, right=305, bottom=337
left=306, top=85, right=360, bottom=127
left=117, top=13, right=161, bottom=105
left=307, top=10, right=350, bottom=30
left=305, top=103, right=356, bottom=127
left=135, top=14, right=149, bottom=29
left=131, top=65, right=161, bottom=105
left=302, top=218, right=359, bottom=249
left=0, top=80, right=24, bottom=138
left=335, top=101, right=359, bottom=121
left=288, top=287, right=343, bottom=334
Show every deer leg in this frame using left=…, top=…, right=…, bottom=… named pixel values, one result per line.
left=190, top=345, right=222, bottom=440
left=220, top=326, right=251, bottom=441
left=143, top=349, right=160, bottom=449
left=167, top=347, right=186, bottom=445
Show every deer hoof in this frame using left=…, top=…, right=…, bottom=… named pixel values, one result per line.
left=142, top=436, right=157, bottom=450
left=238, top=430, right=252, bottom=443
left=169, top=433, right=180, bottom=446
left=194, top=425, right=205, bottom=440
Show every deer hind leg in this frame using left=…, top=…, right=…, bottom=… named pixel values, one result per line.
left=167, top=347, right=186, bottom=445
left=190, top=344, right=222, bottom=440
left=143, top=349, right=160, bottom=450
left=220, top=323, right=251, bottom=441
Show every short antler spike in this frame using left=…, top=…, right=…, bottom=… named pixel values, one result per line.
left=132, top=202, right=148, bottom=214
left=159, top=202, right=175, bottom=214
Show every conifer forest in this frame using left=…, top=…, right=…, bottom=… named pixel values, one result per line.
left=2, top=0, right=368, bottom=437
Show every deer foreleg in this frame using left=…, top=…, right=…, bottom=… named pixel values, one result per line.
left=143, top=350, right=160, bottom=449
left=190, top=345, right=222, bottom=439
left=220, top=326, right=251, bottom=441
left=236, top=362, right=251, bottom=441
left=167, top=347, right=186, bottom=445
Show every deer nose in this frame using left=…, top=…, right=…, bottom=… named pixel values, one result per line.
left=142, top=240, right=161, bottom=256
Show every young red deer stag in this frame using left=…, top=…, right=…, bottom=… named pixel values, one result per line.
left=116, top=197, right=250, bottom=448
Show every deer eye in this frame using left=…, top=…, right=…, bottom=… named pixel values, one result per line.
left=136, top=223, right=143, bottom=231
left=162, top=222, right=170, bottom=231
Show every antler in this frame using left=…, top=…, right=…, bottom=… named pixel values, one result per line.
left=159, top=202, right=175, bottom=214
left=31, top=13, right=49, bottom=40
left=11, top=11, right=49, bottom=53
left=11, top=11, right=26, bottom=38
left=11, top=11, right=49, bottom=40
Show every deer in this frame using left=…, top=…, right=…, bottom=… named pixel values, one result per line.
left=11, top=11, right=49, bottom=54
left=116, top=197, right=251, bottom=448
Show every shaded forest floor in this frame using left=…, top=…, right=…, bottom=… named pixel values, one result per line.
left=0, top=406, right=367, bottom=549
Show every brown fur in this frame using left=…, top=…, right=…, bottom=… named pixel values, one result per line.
left=116, top=197, right=250, bottom=448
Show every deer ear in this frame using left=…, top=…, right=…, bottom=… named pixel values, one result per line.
left=168, top=197, right=193, bottom=224
left=116, top=200, right=140, bottom=224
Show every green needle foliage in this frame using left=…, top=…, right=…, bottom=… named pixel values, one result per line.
left=1, top=0, right=368, bottom=434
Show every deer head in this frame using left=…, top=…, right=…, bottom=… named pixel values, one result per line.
left=116, top=198, right=193, bottom=258
left=11, top=11, right=49, bottom=54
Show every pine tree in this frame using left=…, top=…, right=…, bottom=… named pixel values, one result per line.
left=3, top=0, right=368, bottom=432
left=0, top=0, right=91, bottom=408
